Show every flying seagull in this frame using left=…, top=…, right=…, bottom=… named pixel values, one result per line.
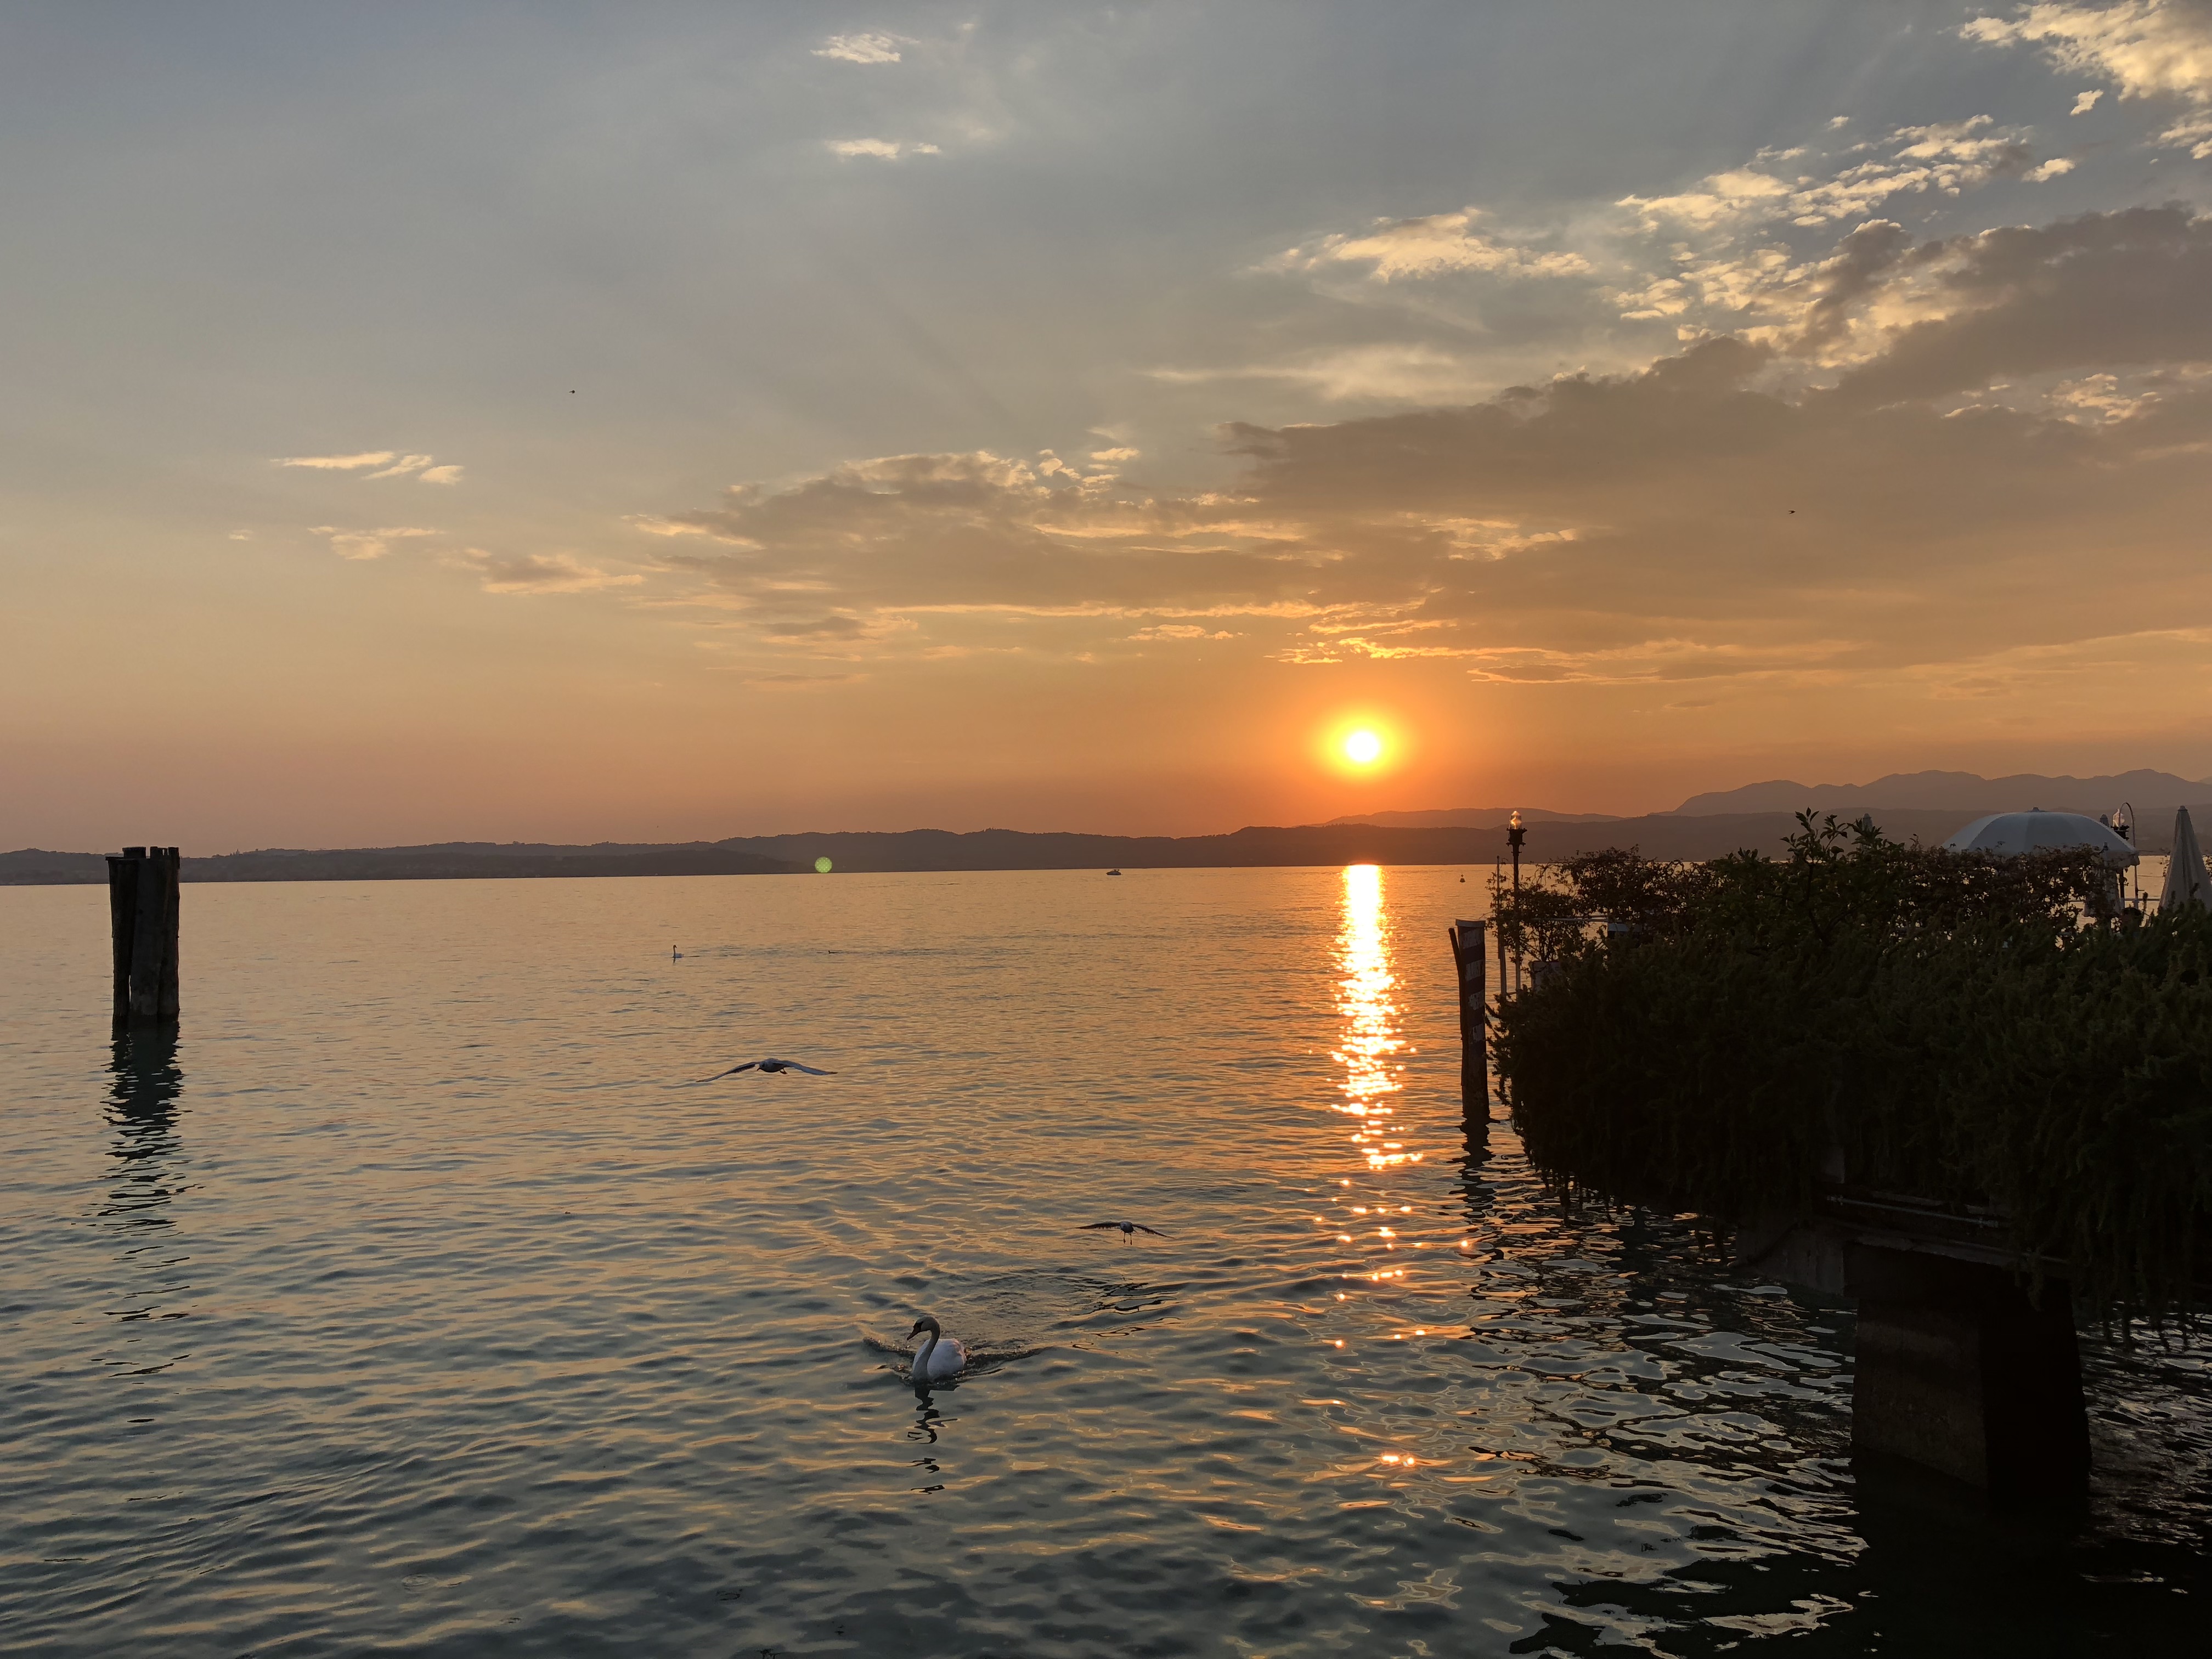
left=689, top=1058, right=835, bottom=1081
left=1081, top=1221, right=1165, bottom=1240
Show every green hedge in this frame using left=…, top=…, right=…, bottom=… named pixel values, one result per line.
left=1490, top=816, right=2212, bottom=1322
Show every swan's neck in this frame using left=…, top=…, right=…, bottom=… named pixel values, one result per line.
left=915, top=1331, right=937, bottom=1372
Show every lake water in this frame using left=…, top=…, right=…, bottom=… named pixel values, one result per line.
left=4, top=866, right=2208, bottom=1657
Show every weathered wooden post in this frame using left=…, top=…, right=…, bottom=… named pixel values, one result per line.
left=1737, top=1206, right=2091, bottom=1500
left=1851, top=1248, right=2089, bottom=1500
left=106, top=846, right=181, bottom=1026
left=1448, top=919, right=1488, bottom=1135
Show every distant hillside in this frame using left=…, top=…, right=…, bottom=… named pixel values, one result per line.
left=9, top=800, right=2200, bottom=888
left=0, top=844, right=800, bottom=885
left=1322, top=806, right=1622, bottom=829
left=1673, top=769, right=2211, bottom=817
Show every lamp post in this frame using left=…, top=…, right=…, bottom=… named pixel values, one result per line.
left=1505, top=809, right=1526, bottom=893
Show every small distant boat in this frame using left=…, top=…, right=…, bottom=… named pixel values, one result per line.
left=1107, top=868, right=1122, bottom=876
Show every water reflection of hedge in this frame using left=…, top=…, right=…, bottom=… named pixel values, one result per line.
left=1490, top=815, right=2212, bottom=1323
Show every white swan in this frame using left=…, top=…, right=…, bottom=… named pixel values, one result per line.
left=907, top=1316, right=967, bottom=1383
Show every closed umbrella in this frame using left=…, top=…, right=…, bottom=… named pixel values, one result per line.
left=2160, top=808, right=2211, bottom=913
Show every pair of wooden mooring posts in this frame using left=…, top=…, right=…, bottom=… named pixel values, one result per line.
left=108, top=846, right=182, bottom=1026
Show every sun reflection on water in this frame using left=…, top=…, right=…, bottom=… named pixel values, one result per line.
left=1331, top=864, right=1415, bottom=1170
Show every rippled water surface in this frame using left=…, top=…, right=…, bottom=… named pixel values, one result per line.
left=5, top=866, right=2209, bottom=1656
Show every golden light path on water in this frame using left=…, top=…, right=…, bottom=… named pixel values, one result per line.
left=1330, top=863, right=1418, bottom=1174
left=1325, top=863, right=1442, bottom=1363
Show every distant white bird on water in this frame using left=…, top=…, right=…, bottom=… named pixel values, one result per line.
left=907, top=1316, right=966, bottom=1381
left=687, top=1058, right=835, bottom=1081
left=1081, top=1220, right=1165, bottom=1242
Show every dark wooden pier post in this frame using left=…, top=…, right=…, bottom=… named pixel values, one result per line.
left=1850, top=1248, right=2089, bottom=1500
left=1737, top=1204, right=2091, bottom=1501
left=106, top=846, right=181, bottom=1026
left=1448, top=919, right=1487, bottom=1124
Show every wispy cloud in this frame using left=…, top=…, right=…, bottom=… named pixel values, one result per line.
left=277, top=450, right=394, bottom=470
left=827, top=138, right=940, bottom=160
left=1130, top=624, right=1239, bottom=642
left=1152, top=344, right=1491, bottom=403
left=1622, top=116, right=2045, bottom=232
left=453, top=549, right=642, bottom=594
left=814, top=32, right=907, bottom=65
left=275, top=449, right=460, bottom=482
left=1965, top=1, right=2212, bottom=155
left=730, top=670, right=869, bottom=688
left=311, top=525, right=437, bottom=561
left=1276, top=208, right=1591, bottom=282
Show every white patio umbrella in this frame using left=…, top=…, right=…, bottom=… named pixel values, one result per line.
left=1942, top=809, right=2138, bottom=863
left=2159, top=808, right=2210, bottom=912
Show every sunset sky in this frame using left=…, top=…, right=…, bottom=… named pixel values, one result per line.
left=7, top=1, right=2212, bottom=851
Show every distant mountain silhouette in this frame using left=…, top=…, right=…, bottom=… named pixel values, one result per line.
left=1322, top=806, right=1622, bottom=828
left=10, top=781, right=2210, bottom=888
left=1671, top=769, right=2211, bottom=817
left=0, top=843, right=800, bottom=885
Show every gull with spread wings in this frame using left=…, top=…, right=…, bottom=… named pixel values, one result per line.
left=1081, top=1220, right=1165, bottom=1242
left=686, top=1058, right=836, bottom=1081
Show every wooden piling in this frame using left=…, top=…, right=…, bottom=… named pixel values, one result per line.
left=1850, top=1248, right=2089, bottom=1500
left=1448, top=919, right=1488, bottom=1127
left=106, top=846, right=181, bottom=1026
left=1737, top=1201, right=2091, bottom=1500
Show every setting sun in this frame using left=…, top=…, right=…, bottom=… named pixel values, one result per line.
left=1343, top=729, right=1384, bottom=765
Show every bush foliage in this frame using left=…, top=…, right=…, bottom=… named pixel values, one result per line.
left=1489, top=815, right=2212, bottom=1322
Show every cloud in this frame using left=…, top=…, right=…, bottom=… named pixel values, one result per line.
left=814, top=32, right=906, bottom=65
left=644, top=448, right=1350, bottom=657
left=636, top=236, right=2212, bottom=701
left=277, top=450, right=394, bottom=470
left=1152, top=344, right=1492, bottom=403
left=1831, top=205, right=2212, bottom=403
left=275, top=449, right=459, bottom=481
left=311, top=525, right=437, bottom=561
left=1965, top=1, right=2212, bottom=154
left=1277, top=210, right=1592, bottom=281
left=2073, top=88, right=2106, bottom=111
left=453, top=549, right=644, bottom=593
left=1621, top=168, right=1793, bottom=230
left=827, top=138, right=940, bottom=160
left=1621, top=116, right=2044, bottom=235
left=731, top=670, right=868, bottom=687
